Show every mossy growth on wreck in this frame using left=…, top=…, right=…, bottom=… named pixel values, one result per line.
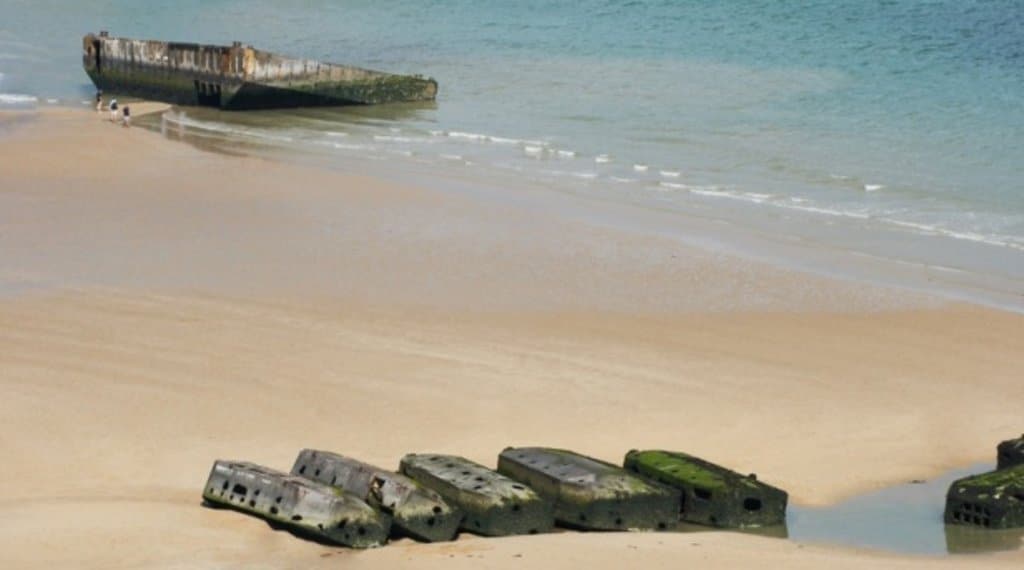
left=83, top=32, right=437, bottom=110
left=498, top=447, right=680, bottom=531
left=945, top=464, right=1024, bottom=529
left=623, top=449, right=787, bottom=528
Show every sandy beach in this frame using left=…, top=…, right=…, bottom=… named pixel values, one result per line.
left=1, top=108, right=1022, bottom=568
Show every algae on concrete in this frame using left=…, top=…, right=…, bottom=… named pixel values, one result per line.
left=291, top=449, right=462, bottom=542
left=498, top=447, right=680, bottom=531
left=202, top=460, right=391, bottom=547
left=997, top=435, right=1024, bottom=470
left=400, top=453, right=554, bottom=537
left=945, top=464, right=1024, bottom=529
left=82, top=32, right=438, bottom=110
left=623, top=449, right=787, bottom=528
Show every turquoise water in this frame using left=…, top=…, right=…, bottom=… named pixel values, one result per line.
left=790, top=463, right=1024, bottom=555
left=3, top=1, right=1024, bottom=306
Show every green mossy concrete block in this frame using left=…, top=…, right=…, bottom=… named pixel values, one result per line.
left=623, top=449, right=787, bottom=528
left=997, top=435, right=1024, bottom=470
left=400, top=453, right=554, bottom=537
left=498, top=447, right=680, bottom=531
left=945, top=464, right=1024, bottom=529
left=202, top=460, right=391, bottom=548
left=291, top=449, right=462, bottom=542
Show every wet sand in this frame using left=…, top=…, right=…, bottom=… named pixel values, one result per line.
left=1, top=108, right=1022, bottom=568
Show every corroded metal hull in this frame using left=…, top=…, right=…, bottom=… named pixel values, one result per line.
left=82, top=32, right=437, bottom=110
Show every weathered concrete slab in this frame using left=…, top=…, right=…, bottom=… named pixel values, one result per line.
left=623, top=449, right=787, bottom=528
left=202, top=460, right=391, bottom=547
left=498, top=447, right=680, bottom=531
left=82, top=32, right=438, bottom=109
left=400, top=453, right=554, bottom=536
left=945, top=464, right=1024, bottom=529
left=291, top=449, right=461, bottom=542
left=997, top=435, right=1024, bottom=470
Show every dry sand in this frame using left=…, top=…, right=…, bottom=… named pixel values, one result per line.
left=1, top=108, right=1022, bottom=568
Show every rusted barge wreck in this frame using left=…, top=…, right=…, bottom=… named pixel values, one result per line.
left=82, top=32, right=438, bottom=110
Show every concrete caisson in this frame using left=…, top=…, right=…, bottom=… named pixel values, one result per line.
left=202, top=460, right=391, bottom=547
left=945, top=464, right=1024, bottom=529
left=623, top=449, right=787, bottom=528
left=400, top=453, right=554, bottom=536
left=291, top=449, right=462, bottom=542
left=997, top=435, right=1024, bottom=470
left=498, top=447, right=680, bottom=531
left=82, top=32, right=438, bottom=110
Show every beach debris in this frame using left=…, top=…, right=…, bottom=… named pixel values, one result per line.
left=82, top=32, right=437, bottom=110
left=997, top=435, right=1024, bottom=470
left=945, top=464, right=1024, bottom=529
left=400, top=453, right=555, bottom=536
left=202, top=460, right=391, bottom=548
left=291, top=449, right=462, bottom=542
left=623, top=449, right=788, bottom=528
left=497, top=447, right=680, bottom=531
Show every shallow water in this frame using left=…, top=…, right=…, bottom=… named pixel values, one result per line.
left=786, top=463, right=1023, bottom=556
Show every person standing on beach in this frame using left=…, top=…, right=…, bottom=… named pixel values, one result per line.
left=122, top=105, right=131, bottom=128
left=95, top=90, right=103, bottom=112
left=108, top=98, right=118, bottom=123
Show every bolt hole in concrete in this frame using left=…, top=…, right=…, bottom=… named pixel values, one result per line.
left=743, top=498, right=763, bottom=511
left=786, top=463, right=1024, bottom=555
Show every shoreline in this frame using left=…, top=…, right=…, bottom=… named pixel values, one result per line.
left=1, top=107, right=1022, bottom=567
left=8, top=104, right=1023, bottom=314
left=143, top=105, right=1024, bottom=315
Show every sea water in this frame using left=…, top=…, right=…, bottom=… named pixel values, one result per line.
left=3, top=0, right=1023, bottom=308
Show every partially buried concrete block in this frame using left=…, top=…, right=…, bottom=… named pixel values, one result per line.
left=291, top=449, right=462, bottom=542
left=498, top=447, right=680, bottom=531
left=945, top=464, right=1024, bottom=529
left=623, top=449, right=787, bottom=528
left=997, top=435, right=1024, bottom=470
left=400, top=453, right=554, bottom=536
left=202, top=460, right=391, bottom=547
